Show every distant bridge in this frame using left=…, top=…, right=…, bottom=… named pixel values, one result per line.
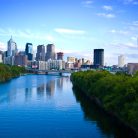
left=26, top=68, right=76, bottom=75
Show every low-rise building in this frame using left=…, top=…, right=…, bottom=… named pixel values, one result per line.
left=127, top=63, right=138, bottom=74
left=0, top=53, right=3, bottom=63
left=47, top=59, right=65, bottom=70
left=38, top=61, right=46, bottom=70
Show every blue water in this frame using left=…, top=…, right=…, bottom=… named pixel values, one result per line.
left=0, top=74, right=122, bottom=138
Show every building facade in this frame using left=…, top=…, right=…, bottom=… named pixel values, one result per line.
left=0, top=53, right=3, bottom=63
left=47, top=59, right=65, bottom=70
left=14, top=53, right=28, bottom=67
left=93, top=49, right=104, bottom=66
left=45, top=44, right=56, bottom=61
left=4, top=56, right=15, bottom=65
left=7, top=37, right=17, bottom=57
left=57, top=52, right=64, bottom=60
left=25, top=43, right=33, bottom=61
left=36, top=45, right=45, bottom=61
left=127, top=63, right=138, bottom=74
left=67, top=57, right=75, bottom=63
left=118, top=55, right=125, bottom=67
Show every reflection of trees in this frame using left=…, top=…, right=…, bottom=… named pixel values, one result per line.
left=46, top=80, right=55, bottom=96
left=73, top=88, right=135, bottom=138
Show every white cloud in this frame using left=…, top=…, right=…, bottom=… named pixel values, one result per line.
left=131, top=36, right=138, bottom=41
left=109, top=29, right=129, bottom=35
left=82, top=0, right=93, bottom=8
left=123, top=0, right=138, bottom=4
left=110, top=42, right=138, bottom=49
left=54, top=28, right=86, bottom=35
left=0, top=28, right=55, bottom=42
left=102, top=5, right=113, bottom=11
left=0, top=42, right=6, bottom=51
left=97, top=13, right=115, bottom=18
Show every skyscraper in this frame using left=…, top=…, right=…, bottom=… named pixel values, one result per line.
left=36, top=45, right=45, bottom=61
left=93, top=49, right=104, bottom=66
left=7, top=36, right=17, bottom=57
left=45, top=44, right=56, bottom=61
left=57, top=52, right=64, bottom=60
left=25, top=43, right=33, bottom=61
left=118, top=55, right=125, bottom=67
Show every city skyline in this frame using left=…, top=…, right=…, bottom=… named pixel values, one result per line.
left=0, top=0, right=138, bottom=65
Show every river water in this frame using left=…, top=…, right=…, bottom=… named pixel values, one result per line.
left=0, top=74, right=129, bottom=138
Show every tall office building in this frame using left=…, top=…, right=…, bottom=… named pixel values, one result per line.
left=93, top=49, right=104, bottom=66
left=25, top=43, right=33, bottom=61
left=45, top=44, right=56, bottom=61
left=7, top=36, right=17, bottom=57
left=118, top=55, right=125, bottom=67
left=57, top=52, right=64, bottom=60
left=36, top=45, right=45, bottom=61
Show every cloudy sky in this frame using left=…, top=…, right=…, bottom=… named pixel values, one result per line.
left=0, top=0, right=138, bottom=65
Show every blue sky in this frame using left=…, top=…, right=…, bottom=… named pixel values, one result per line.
left=0, top=0, right=138, bottom=65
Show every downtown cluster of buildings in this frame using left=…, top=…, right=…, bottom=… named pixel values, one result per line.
left=0, top=37, right=138, bottom=74
left=0, top=37, right=91, bottom=70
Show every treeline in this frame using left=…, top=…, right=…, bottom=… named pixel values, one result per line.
left=71, top=71, right=138, bottom=133
left=0, top=64, right=26, bottom=82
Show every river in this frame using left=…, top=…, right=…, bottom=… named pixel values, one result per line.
left=0, top=74, right=130, bottom=138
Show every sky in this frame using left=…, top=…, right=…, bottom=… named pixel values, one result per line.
left=0, top=0, right=138, bottom=65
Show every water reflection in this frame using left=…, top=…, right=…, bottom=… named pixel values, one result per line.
left=46, top=80, right=55, bottom=97
left=56, top=78, right=63, bottom=91
left=37, top=84, right=45, bottom=98
left=0, top=75, right=135, bottom=138
left=25, top=88, right=32, bottom=101
left=73, top=88, right=137, bottom=138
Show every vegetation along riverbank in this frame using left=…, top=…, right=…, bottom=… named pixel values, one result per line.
left=71, top=70, right=138, bottom=137
left=0, top=63, right=25, bottom=82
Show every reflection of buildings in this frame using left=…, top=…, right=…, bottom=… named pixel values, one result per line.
left=46, top=80, right=55, bottom=96
left=37, top=84, right=45, bottom=97
left=57, top=78, right=63, bottom=90
left=25, top=88, right=32, bottom=101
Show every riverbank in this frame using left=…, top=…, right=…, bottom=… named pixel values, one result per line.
left=0, top=64, right=26, bottom=82
left=71, top=70, right=138, bottom=137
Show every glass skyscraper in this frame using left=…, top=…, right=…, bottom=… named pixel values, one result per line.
left=25, top=43, right=33, bottom=61
left=93, top=49, right=104, bottom=66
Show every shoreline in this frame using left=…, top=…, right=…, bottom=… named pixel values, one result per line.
left=72, top=86, right=138, bottom=138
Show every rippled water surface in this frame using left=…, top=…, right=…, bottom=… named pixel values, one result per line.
left=0, top=74, right=128, bottom=138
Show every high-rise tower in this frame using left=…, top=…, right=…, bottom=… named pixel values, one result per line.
left=7, top=36, right=17, bottom=57
left=36, top=45, right=45, bottom=61
left=93, top=49, right=104, bottom=66
left=25, top=43, right=33, bottom=61
left=45, top=44, right=56, bottom=61
left=118, top=55, right=125, bottom=67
